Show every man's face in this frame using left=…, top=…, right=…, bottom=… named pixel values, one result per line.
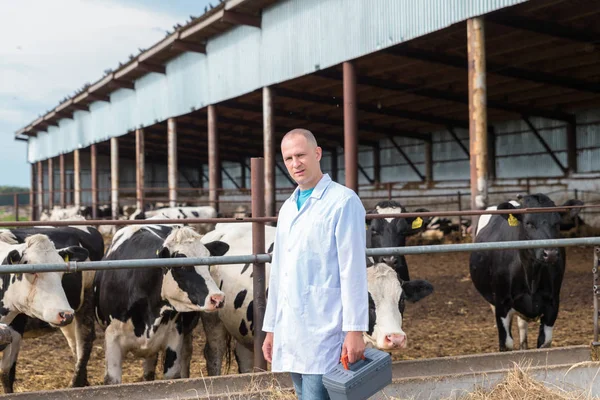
left=281, top=134, right=322, bottom=189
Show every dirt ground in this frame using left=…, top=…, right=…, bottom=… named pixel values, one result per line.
left=9, top=241, right=597, bottom=393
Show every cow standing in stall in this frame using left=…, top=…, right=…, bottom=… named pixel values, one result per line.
left=94, top=224, right=229, bottom=385
left=196, top=222, right=434, bottom=374
left=0, top=235, right=89, bottom=393
left=470, top=194, right=583, bottom=351
left=0, top=224, right=104, bottom=388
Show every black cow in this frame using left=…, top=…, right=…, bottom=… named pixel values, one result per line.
left=0, top=225, right=104, bottom=388
left=366, top=201, right=429, bottom=281
left=94, top=224, right=228, bottom=384
left=470, top=194, right=583, bottom=351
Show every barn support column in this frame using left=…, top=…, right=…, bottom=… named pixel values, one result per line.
left=208, top=105, right=221, bottom=212
left=47, top=158, right=54, bottom=210
left=263, top=86, right=276, bottom=218
left=488, top=127, right=497, bottom=181
left=59, top=154, right=66, bottom=208
left=36, top=161, right=43, bottom=218
left=90, top=144, right=98, bottom=219
left=74, top=149, right=81, bottom=209
left=567, top=123, right=578, bottom=175
left=343, top=61, right=358, bottom=193
left=373, top=142, right=381, bottom=185
left=30, top=163, right=36, bottom=221
left=424, top=140, right=433, bottom=184
left=240, top=160, right=247, bottom=189
left=111, top=138, right=120, bottom=219
left=330, top=148, right=339, bottom=182
left=136, top=128, right=145, bottom=211
left=168, top=118, right=178, bottom=208
left=468, top=17, right=489, bottom=231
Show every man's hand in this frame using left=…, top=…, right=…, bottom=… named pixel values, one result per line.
left=262, top=332, right=274, bottom=363
left=341, top=331, right=365, bottom=364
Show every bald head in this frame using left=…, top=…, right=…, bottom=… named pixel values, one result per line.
left=281, top=129, right=318, bottom=148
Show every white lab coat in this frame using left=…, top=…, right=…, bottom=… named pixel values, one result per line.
left=263, top=174, right=369, bottom=374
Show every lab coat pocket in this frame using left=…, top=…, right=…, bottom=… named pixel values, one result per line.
left=304, top=285, right=342, bottom=332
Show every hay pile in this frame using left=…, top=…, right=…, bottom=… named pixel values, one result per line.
left=457, top=364, right=598, bottom=400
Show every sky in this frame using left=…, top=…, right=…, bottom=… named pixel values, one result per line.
left=0, top=0, right=213, bottom=188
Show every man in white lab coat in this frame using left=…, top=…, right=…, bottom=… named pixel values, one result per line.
left=262, top=129, right=369, bottom=399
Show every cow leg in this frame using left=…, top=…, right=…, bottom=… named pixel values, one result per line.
left=103, top=329, right=123, bottom=385
left=0, top=330, right=22, bottom=393
left=199, top=312, right=228, bottom=376
left=234, top=342, right=254, bottom=374
left=143, top=354, right=158, bottom=381
left=180, top=328, right=193, bottom=379
left=537, top=303, right=559, bottom=349
left=494, top=306, right=515, bottom=351
left=517, top=316, right=529, bottom=350
left=163, top=330, right=183, bottom=380
left=71, top=288, right=96, bottom=387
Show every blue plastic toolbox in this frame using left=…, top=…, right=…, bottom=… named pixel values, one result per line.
left=322, top=348, right=392, bottom=400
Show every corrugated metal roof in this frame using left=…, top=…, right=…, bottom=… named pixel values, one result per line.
left=26, top=0, right=528, bottom=162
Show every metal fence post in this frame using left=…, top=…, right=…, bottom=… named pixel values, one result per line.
left=593, top=247, right=600, bottom=360
left=251, top=157, right=267, bottom=371
left=14, top=194, right=19, bottom=222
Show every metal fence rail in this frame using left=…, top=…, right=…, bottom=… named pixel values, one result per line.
left=2, top=237, right=600, bottom=275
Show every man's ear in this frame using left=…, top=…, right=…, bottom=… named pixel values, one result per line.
left=315, top=146, right=322, bottom=162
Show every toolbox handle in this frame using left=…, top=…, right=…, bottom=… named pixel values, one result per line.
left=340, top=353, right=367, bottom=370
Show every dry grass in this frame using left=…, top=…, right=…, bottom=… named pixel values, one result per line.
left=455, top=363, right=599, bottom=400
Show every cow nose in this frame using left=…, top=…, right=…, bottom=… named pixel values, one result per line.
left=384, top=333, right=407, bottom=349
left=382, top=256, right=396, bottom=266
left=58, top=312, right=74, bottom=327
left=209, top=293, right=225, bottom=309
left=542, top=249, right=558, bottom=263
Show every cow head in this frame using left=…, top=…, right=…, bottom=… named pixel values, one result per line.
left=157, top=227, right=229, bottom=313
left=364, top=263, right=433, bottom=350
left=0, top=235, right=88, bottom=327
left=366, top=201, right=429, bottom=281
left=498, top=194, right=584, bottom=264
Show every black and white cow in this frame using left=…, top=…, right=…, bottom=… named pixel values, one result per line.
left=198, top=222, right=434, bottom=374
left=366, top=201, right=430, bottom=281
left=130, top=206, right=218, bottom=234
left=0, top=224, right=104, bottom=387
left=94, top=224, right=229, bottom=385
left=470, top=194, right=584, bottom=351
left=0, top=234, right=89, bottom=393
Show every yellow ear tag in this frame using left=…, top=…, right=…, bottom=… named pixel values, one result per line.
left=64, top=254, right=70, bottom=262
left=412, top=217, right=423, bottom=230
left=156, top=249, right=160, bottom=256
left=508, top=214, right=519, bottom=227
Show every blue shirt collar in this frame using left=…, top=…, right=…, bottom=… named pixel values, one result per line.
left=290, top=173, right=332, bottom=202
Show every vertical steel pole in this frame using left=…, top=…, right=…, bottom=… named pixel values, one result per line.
left=59, top=153, right=66, bottom=207
left=14, top=194, right=19, bottom=222
left=251, top=158, right=267, bottom=371
left=91, top=144, right=98, bottom=219
left=468, top=17, right=488, bottom=233
left=74, top=149, right=81, bottom=209
left=208, top=105, right=220, bottom=212
left=37, top=161, right=43, bottom=218
left=343, top=61, right=358, bottom=193
left=30, top=163, right=36, bottom=221
left=111, top=137, right=120, bottom=219
left=136, top=128, right=145, bottom=211
left=48, top=158, right=54, bottom=210
left=168, top=118, right=178, bottom=208
left=425, top=140, right=433, bottom=184
left=263, top=86, right=276, bottom=218
left=594, top=247, right=599, bottom=343
left=567, top=123, right=577, bottom=176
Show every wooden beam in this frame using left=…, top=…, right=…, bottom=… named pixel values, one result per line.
left=276, top=87, right=468, bottom=129
left=110, top=79, right=135, bottom=90
left=523, top=117, right=567, bottom=174
left=315, top=69, right=575, bottom=123
left=222, top=10, right=261, bottom=28
left=87, top=92, right=111, bottom=103
left=71, top=103, right=90, bottom=112
left=171, top=40, right=206, bottom=54
left=389, top=137, right=425, bottom=182
left=138, top=61, right=166, bottom=75
left=487, top=14, right=600, bottom=44
left=387, top=47, right=600, bottom=94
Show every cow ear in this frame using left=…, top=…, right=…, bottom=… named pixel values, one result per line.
left=204, top=241, right=229, bottom=257
left=497, top=202, right=522, bottom=223
left=58, top=246, right=89, bottom=262
left=4, top=249, right=22, bottom=265
left=157, top=247, right=171, bottom=259
left=401, top=279, right=434, bottom=303
left=404, top=208, right=430, bottom=236
left=561, top=199, right=584, bottom=218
